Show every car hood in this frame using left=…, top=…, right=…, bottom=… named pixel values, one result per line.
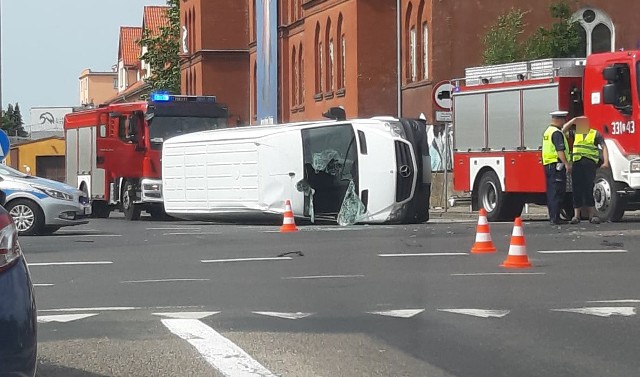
left=0, top=175, right=79, bottom=194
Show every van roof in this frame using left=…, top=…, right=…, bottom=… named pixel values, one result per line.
left=165, top=117, right=401, bottom=145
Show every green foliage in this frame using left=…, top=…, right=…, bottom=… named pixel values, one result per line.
left=139, top=0, right=181, bottom=94
left=483, top=1, right=583, bottom=65
left=482, top=8, right=527, bottom=65
left=1, top=103, right=28, bottom=137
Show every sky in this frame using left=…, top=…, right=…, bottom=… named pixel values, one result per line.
left=2, top=0, right=166, bottom=126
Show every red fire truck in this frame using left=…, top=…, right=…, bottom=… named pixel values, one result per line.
left=64, top=94, right=229, bottom=220
left=452, top=50, right=640, bottom=222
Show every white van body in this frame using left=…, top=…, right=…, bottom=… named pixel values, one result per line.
left=162, top=118, right=431, bottom=224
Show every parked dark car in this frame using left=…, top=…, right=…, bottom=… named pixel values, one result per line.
left=0, top=187, right=37, bottom=377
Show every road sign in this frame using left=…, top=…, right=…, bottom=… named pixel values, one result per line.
left=0, top=130, right=10, bottom=162
left=433, top=81, right=454, bottom=110
left=435, top=111, right=453, bottom=123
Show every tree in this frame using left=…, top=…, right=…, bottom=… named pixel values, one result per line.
left=139, top=0, right=181, bottom=94
left=1, top=103, right=28, bottom=137
left=483, top=1, right=582, bottom=65
left=524, top=2, right=582, bottom=59
left=482, top=8, right=527, bottom=65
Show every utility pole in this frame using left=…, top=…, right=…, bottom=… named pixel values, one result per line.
left=396, top=0, right=402, bottom=118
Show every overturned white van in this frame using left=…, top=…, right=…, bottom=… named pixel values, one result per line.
left=161, top=117, right=431, bottom=224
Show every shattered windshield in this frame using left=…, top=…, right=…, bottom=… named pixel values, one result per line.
left=148, top=116, right=227, bottom=147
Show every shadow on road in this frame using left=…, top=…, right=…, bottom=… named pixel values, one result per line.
left=37, top=361, right=109, bottom=377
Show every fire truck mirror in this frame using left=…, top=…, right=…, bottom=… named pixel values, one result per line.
left=602, top=66, right=619, bottom=82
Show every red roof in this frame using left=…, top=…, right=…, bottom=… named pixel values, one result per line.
left=118, top=26, right=143, bottom=67
left=143, top=6, right=169, bottom=37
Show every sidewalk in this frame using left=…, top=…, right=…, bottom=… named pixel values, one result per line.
left=430, top=204, right=550, bottom=220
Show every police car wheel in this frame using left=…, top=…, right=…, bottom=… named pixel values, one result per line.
left=6, top=199, right=45, bottom=236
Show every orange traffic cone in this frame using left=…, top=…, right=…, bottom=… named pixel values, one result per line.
left=280, top=200, right=298, bottom=233
left=471, top=208, right=496, bottom=253
left=501, top=217, right=532, bottom=268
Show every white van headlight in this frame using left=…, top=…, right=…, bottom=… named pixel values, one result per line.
left=33, top=185, right=73, bottom=201
left=386, top=122, right=407, bottom=140
left=631, top=160, right=640, bottom=173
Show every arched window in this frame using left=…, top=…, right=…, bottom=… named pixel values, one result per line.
left=422, top=22, right=429, bottom=80
left=410, top=27, right=417, bottom=82
left=573, top=8, right=615, bottom=56
left=299, top=44, right=304, bottom=104
left=416, top=0, right=425, bottom=80
left=315, top=23, right=322, bottom=94
left=252, top=62, right=257, bottom=121
left=337, top=13, right=344, bottom=90
left=404, top=2, right=413, bottom=83
left=292, top=46, right=298, bottom=106
left=252, top=2, right=257, bottom=41
left=325, top=18, right=333, bottom=92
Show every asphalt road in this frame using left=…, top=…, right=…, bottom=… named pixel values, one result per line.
left=21, top=213, right=640, bottom=377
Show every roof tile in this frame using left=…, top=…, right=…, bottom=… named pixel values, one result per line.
left=119, top=26, right=143, bottom=67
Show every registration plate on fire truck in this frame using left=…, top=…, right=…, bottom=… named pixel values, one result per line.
left=84, top=206, right=92, bottom=215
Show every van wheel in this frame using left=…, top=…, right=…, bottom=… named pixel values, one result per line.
left=594, top=169, right=626, bottom=222
left=6, top=199, right=44, bottom=236
left=121, top=182, right=141, bottom=221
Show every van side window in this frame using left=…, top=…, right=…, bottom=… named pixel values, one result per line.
left=357, top=130, right=368, bottom=155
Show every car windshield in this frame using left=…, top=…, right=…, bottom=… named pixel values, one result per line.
left=148, top=116, right=227, bottom=148
left=0, top=164, right=30, bottom=178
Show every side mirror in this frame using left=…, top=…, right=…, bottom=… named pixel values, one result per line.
left=603, top=84, right=618, bottom=105
left=602, top=66, right=619, bottom=82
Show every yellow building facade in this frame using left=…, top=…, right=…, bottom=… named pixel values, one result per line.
left=5, top=137, right=66, bottom=182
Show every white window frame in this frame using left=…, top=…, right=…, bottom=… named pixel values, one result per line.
left=573, top=8, right=615, bottom=56
left=329, top=39, right=335, bottom=91
left=422, top=22, right=429, bottom=80
left=341, top=35, right=346, bottom=89
left=410, top=27, right=417, bottom=82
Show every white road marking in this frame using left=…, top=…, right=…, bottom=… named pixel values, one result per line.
left=537, top=249, right=627, bottom=254
left=162, top=318, right=278, bottom=377
left=49, top=234, right=122, bottom=238
left=28, top=261, right=113, bottom=266
left=121, top=278, right=210, bottom=284
left=451, top=272, right=545, bottom=276
left=252, top=311, right=314, bottom=320
left=282, top=274, right=364, bottom=280
left=37, top=313, right=98, bottom=323
left=163, top=232, right=222, bottom=236
left=368, top=309, right=425, bottom=318
left=587, top=299, right=640, bottom=304
left=56, top=229, right=101, bottom=233
left=378, top=253, right=468, bottom=257
left=33, top=283, right=55, bottom=287
left=438, top=309, right=510, bottom=318
left=147, top=227, right=201, bottom=230
left=551, top=307, right=636, bottom=317
left=38, top=306, right=138, bottom=313
left=201, top=257, right=292, bottom=263
left=153, top=311, right=220, bottom=319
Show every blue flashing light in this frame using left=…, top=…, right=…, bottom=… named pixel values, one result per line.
left=151, top=93, right=171, bottom=102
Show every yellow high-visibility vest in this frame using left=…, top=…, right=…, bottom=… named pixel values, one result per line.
left=572, top=129, right=600, bottom=163
left=542, top=125, right=568, bottom=165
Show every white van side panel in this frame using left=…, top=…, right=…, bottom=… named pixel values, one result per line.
left=163, top=130, right=305, bottom=216
left=355, top=126, right=397, bottom=222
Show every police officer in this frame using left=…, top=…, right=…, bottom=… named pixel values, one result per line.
left=562, top=116, right=609, bottom=224
left=542, top=110, right=571, bottom=225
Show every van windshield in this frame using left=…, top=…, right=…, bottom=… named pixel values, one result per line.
left=148, top=116, right=228, bottom=148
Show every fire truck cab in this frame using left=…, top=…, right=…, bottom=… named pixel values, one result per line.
left=451, top=50, right=640, bottom=222
left=64, top=94, right=229, bottom=220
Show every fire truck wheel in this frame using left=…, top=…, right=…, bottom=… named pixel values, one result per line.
left=594, top=169, right=626, bottom=222
left=91, top=201, right=111, bottom=219
left=121, top=184, right=142, bottom=221
left=6, top=199, right=45, bottom=236
left=477, top=170, right=507, bottom=222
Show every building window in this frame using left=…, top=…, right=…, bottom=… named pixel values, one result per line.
left=113, top=77, right=118, bottom=89
left=319, top=42, right=324, bottom=93
left=573, top=8, right=615, bottom=57
left=315, top=23, right=322, bottom=94
left=328, top=39, right=335, bottom=91
left=404, top=2, right=413, bottom=83
left=252, top=2, right=257, bottom=42
left=340, top=35, right=346, bottom=89
left=292, top=47, right=298, bottom=106
left=410, top=27, right=417, bottom=82
left=422, top=22, right=428, bottom=80
left=337, top=14, right=344, bottom=90
left=299, top=45, right=304, bottom=104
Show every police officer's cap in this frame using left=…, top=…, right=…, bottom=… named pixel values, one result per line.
left=550, top=110, right=568, bottom=118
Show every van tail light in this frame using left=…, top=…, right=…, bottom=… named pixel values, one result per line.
left=0, top=212, right=21, bottom=271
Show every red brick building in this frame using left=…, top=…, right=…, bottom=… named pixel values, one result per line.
left=179, top=0, right=250, bottom=126
left=185, top=0, right=640, bottom=125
